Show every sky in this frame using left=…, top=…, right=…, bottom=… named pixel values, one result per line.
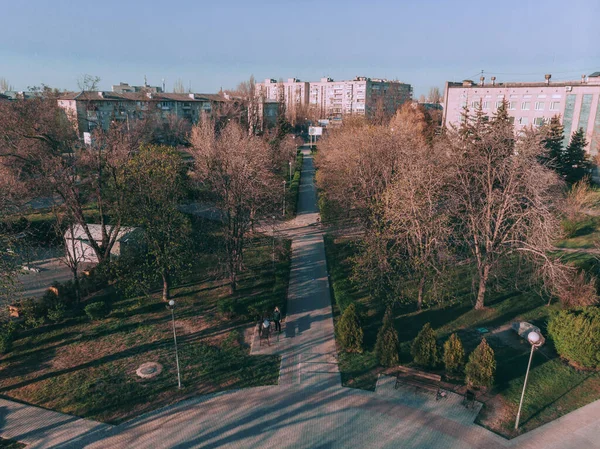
left=1, top=0, right=600, bottom=98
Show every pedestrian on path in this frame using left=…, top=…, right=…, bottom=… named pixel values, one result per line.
left=273, top=307, right=282, bottom=333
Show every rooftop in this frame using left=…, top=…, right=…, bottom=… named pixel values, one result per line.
left=59, top=91, right=226, bottom=102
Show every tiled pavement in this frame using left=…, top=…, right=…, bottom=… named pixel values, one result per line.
left=2, top=148, right=600, bottom=448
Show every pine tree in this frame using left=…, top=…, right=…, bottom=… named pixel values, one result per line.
left=465, top=338, right=496, bottom=388
left=541, top=115, right=564, bottom=171
left=443, top=333, right=465, bottom=374
left=336, top=303, right=363, bottom=353
left=375, top=307, right=400, bottom=367
left=563, top=128, right=591, bottom=184
left=411, top=323, right=439, bottom=367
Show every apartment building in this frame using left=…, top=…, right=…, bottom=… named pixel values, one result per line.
left=309, top=77, right=412, bottom=119
left=58, top=91, right=225, bottom=136
left=443, top=72, right=600, bottom=154
left=255, top=76, right=412, bottom=120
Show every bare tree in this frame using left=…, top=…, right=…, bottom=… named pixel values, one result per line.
left=427, top=87, right=442, bottom=104
left=190, top=120, right=277, bottom=293
left=0, top=77, right=13, bottom=93
left=173, top=79, right=186, bottom=94
left=77, top=74, right=101, bottom=92
left=447, top=107, right=563, bottom=309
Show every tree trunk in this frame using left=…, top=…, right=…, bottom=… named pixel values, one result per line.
left=475, top=264, right=490, bottom=310
left=162, top=271, right=170, bottom=302
left=72, top=268, right=81, bottom=304
left=417, top=276, right=426, bottom=311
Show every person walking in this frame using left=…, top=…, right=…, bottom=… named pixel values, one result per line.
left=273, top=307, right=282, bottom=333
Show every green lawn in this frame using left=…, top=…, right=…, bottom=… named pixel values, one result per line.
left=555, top=215, right=600, bottom=249
left=324, top=234, right=600, bottom=438
left=0, top=220, right=289, bottom=424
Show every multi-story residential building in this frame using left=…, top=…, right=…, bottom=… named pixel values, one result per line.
left=255, top=76, right=412, bottom=120
left=443, top=72, right=600, bottom=154
left=111, top=82, right=163, bottom=93
left=309, top=77, right=412, bottom=119
left=58, top=91, right=225, bottom=136
left=254, top=78, right=310, bottom=114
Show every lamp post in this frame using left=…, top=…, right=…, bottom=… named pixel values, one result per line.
left=272, top=215, right=276, bottom=270
left=289, top=160, right=292, bottom=182
left=282, top=180, right=286, bottom=217
left=167, top=300, right=182, bottom=389
left=515, top=331, right=543, bottom=430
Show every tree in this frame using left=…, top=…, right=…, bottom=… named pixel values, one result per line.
left=427, top=87, right=442, bottom=104
left=123, top=145, right=191, bottom=301
left=336, top=303, right=363, bottom=353
left=540, top=115, right=564, bottom=171
left=77, top=74, right=101, bottom=92
left=448, top=110, right=563, bottom=309
left=173, top=78, right=186, bottom=94
left=443, top=333, right=465, bottom=374
left=382, top=139, right=451, bottom=310
left=375, top=307, right=400, bottom=366
left=411, top=323, right=439, bottom=367
left=465, top=338, right=496, bottom=388
left=190, top=120, right=277, bottom=293
left=0, top=90, right=144, bottom=264
left=0, top=77, right=13, bottom=93
left=563, top=128, right=591, bottom=184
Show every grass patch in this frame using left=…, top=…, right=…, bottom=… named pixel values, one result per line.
left=325, top=233, right=600, bottom=437
left=555, top=215, right=600, bottom=249
left=0, top=220, right=289, bottom=424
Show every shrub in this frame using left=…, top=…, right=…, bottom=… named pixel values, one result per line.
left=411, top=323, right=439, bottom=368
left=336, top=303, right=363, bottom=353
left=0, top=322, right=17, bottom=354
left=84, top=301, right=109, bottom=320
left=465, top=338, right=496, bottom=388
left=547, top=307, right=600, bottom=369
left=20, top=298, right=47, bottom=328
left=217, top=298, right=238, bottom=319
left=561, top=219, right=579, bottom=238
left=443, top=333, right=465, bottom=374
left=375, top=307, right=400, bottom=367
left=47, top=303, right=67, bottom=323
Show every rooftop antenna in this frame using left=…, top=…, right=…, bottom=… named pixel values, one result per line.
left=189, top=80, right=192, bottom=93
left=162, top=78, right=165, bottom=92
left=144, top=75, right=147, bottom=87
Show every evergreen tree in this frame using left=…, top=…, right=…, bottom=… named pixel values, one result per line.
left=410, top=323, right=439, bottom=367
left=375, top=307, right=400, bottom=367
left=541, top=115, right=564, bottom=170
left=563, top=128, right=591, bottom=184
left=443, top=333, right=465, bottom=374
left=336, top=303, right=363, bottom=353
left=465, top=338, right=496, bottom=388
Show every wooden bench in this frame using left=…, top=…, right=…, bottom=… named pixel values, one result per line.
left=394, top=365, right=447, bottom=400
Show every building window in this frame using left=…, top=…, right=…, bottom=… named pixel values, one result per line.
left=521, top=102, right=530, bottom=110
left=508, top=101, right=516, bottom=110
left=519, top=117, right=529, bottom=125
left=482, top=101, right=489, bottom=109
left=533, top=117, right=546, bottom=127
left=549, top=102, right=560, bottom=111
left=535, top=102, right=545, bottom=111
left=471, top=100, right=480, bottom=108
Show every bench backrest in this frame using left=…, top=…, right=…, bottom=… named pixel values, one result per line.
left=398, top=365, right=441, bottom=382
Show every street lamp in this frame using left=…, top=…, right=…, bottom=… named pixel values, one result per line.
left=167, top=299, right=182, bottom=389
left=514, top=331, right=543, bottom=430
left=289, top=160, right=292, bottom=182
left=282, top=180, right=286, bottom=217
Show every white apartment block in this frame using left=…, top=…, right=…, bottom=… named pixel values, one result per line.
left=255, top=76, right=412, bottom=119
left=443, top=72, right=600, bottom=155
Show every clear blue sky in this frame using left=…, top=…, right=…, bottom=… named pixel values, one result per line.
left=2, top=0, right=599, bottom=97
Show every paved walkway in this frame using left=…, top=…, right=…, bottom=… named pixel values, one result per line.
left=2, top=147, right=600, bottom=448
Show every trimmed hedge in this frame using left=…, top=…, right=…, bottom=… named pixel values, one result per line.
left=84, top=301, right=110, bottom=320
left=375, top=308, right=400, bottom=367
left=548, top=307, right=600, bottom=369
left=336, top=303, right=363, bottom=353
left=286, top=153, right=303, bottom=217
left=411, top=323, right=439, bottom=368
left=465, top=338, right=496, bottom=388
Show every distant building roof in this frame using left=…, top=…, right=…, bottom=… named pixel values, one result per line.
left=589, top=72, right=600, bottom=78
left=58, top=91, right=227, bottom=103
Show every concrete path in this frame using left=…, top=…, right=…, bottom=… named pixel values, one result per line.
left=3, top=147, right=600, bottom=448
